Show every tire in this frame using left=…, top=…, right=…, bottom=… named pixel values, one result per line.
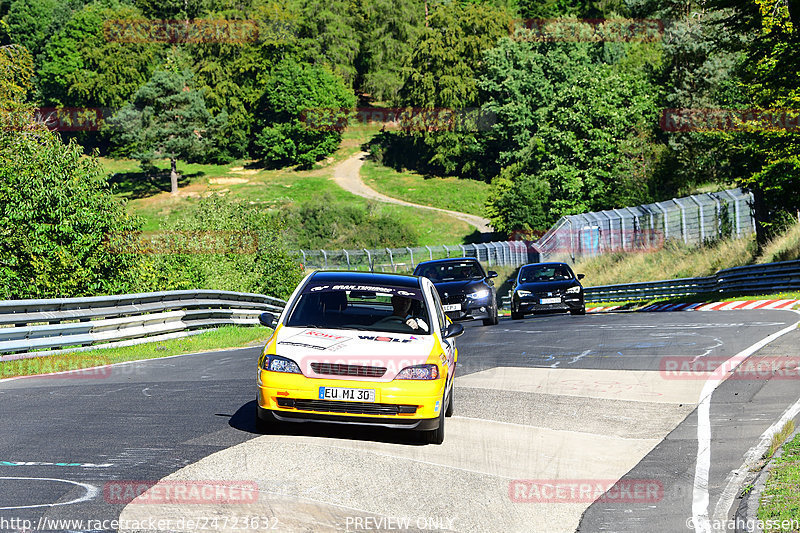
left=423, top=392, right=446, bottom=444
left=445, top=384, right=454, bottom=417
left=570, top=307, right=586, bottom=316
left=483, top=306, right=499, bottom=326
left=254, top=408, right=276, bottom=433
left=511, top=308, right=524, bottom=320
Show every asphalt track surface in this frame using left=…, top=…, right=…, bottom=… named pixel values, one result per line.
left=1, top=310, right=799, bottom=533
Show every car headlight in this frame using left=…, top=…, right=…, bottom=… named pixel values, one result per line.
left=395, top=364, right=439, bottom=380
left=565, top=285, right=582, bottom=294
left=516, top=290, right=531, bottom=297
left=467, top=289, right=490, bottom=299
left=261, top=355, right=302, bottom=374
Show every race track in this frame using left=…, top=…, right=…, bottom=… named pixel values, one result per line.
left=1, top=310, right=798, bottom=533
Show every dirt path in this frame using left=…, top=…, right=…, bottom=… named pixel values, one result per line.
left=333, top=151, right=493, bottom=233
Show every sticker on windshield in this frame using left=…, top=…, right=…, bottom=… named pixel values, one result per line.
left=303, top=283, right=423, bottom=300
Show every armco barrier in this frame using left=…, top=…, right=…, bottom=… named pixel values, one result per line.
left=0, top=290, right=285, bottom=361
left=584, top=259, right=800, bottom=303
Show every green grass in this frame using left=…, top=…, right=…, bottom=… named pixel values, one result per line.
left=0, top=326, right=272, bottom=379
left=360, top=159, right=489, bottom=217
left=101, top=123, right=478, bottom=246
left=758, top=432, right=800, bottom=532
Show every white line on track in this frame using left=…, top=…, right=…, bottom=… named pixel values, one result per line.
left=691, top=311, right=800, bottom=533
left=0, top=477, right=98, bottom=510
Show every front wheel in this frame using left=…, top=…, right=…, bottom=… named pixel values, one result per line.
left=483, top=306, right=499, bottom=326
left=570, top=307, right=586, bottom=316
left=511, top=308, right=524, bottom=320
left=422, top=393, right=446, bottom=444
left=445, top=385, right=454, bottom=417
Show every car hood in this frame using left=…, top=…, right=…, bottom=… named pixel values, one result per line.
left=516, top=280, right=580, bottom=293
left=433, top=279, right=485, bottom=293
left=272, top=326, right=437, bottom=382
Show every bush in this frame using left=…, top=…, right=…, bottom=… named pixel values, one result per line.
left=0, top=129, right=142, bottom=298
left=281, top=196, right=418, bottom=249
left=134, top=196, right=303, bottom=300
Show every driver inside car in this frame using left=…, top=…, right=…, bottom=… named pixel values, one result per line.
left=376, top=294, right=429, bottom=332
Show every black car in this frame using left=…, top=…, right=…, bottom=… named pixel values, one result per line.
left=510, top=262, right=585, bottom=319
left=413, top=258, right=499, bottom=326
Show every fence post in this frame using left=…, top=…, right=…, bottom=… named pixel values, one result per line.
left=363, top=248, right=373, bottom=272
left=721, top=190, right=741, bottom=236
left=655, top=202, right=670, bottom=240
left=320, top=249, right=328, bottom=268
left=689, top=195, right=705, bottom=242
left=406, top=247, right=414, bottom=269
left=459, top=244, right=466, bottom=257
left=613, top=209, right=627, bottom=251
left=386, top=248, right=395, bottom=272
left=672, top=198, right=688, bottom=244
left=300, top=250, right=307, bottom=266
left=443, top=245, right=450, bottom=258
left=425, top=245, right=433, bottom=261
left=343, top=249, right=350, bottom=269
left=567, top=217, right=575, bottom=262
left=710, top=193, right=722, bottom=238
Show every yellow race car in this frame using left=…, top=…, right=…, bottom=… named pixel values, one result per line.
left=256, top=271, right=463, bottom=444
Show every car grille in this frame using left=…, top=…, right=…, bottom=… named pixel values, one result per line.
left=310, top=363, right=387, bottom=378
left=276, top=398, right=417, bottom=415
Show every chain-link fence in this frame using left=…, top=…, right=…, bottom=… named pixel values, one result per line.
left=298, top=241, right=531, bottom=272
left=536, top=188, right=755, bottom=263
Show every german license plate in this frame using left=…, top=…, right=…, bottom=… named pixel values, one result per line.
left=443, top=303, right=461, bottom=312
left=319, top=387, right=375, bottom=402
left=540, top=297, right=561, bottom=304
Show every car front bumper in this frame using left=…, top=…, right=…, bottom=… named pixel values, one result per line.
left=516, top=295, right=584, bottom=313
left=445, top=299, right=494, bottom=322
left=257, top=372, right=446, bottom=430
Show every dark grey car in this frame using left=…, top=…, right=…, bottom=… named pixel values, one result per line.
left=413, top=258, right=499, bottom=326
left=511, top=262, right=585, bottom=319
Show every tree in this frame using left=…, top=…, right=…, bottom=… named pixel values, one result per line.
left=354, top=0, right=424, bottom=101
left=485, top=163, right=550, bottom=234
left=398, top=2, right=512, bottom=108
left=107, top=69, right=224, bottom=194
left=295, top=0, right=361, bottom=87
left=252, top=59, right=355, bottom=169
left=478, top=37, right=661, bottom=231
left=0, top=129, right=142, bottom=299
left=37, top=2, right=163, bottom=108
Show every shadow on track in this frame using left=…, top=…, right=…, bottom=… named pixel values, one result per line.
left=229, top=400, right=426, bottom=446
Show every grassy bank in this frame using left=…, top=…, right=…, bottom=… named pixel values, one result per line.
left=575, top=222, right=800, bottom=288
left=360, top=159, right=489, bottom=217
left=0, top=326, right=272, bottom=380
left=101, top=124, right=479, bottom=247
left=758, top=432, right=800, bottom=532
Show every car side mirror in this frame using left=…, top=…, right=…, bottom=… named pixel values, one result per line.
left=443, top=322, right=464, bottom=339
left=577, top=273, right=585, bottom=280
left=487, top=271, right=498, bottom=279
left=259, top=312, right=277, bottom=328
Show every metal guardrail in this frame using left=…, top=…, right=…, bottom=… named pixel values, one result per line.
left=299, top=241, right=531, bottom=272
left=584, top=259, right=800, bottom=303
left=0, top=290, right=286, bottom=361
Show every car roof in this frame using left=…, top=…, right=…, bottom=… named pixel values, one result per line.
left=521, top=262, right=571, bottom=268
left=309, top=270, right=423, bottom=288
left=415, top=257, right=480, bottom=267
